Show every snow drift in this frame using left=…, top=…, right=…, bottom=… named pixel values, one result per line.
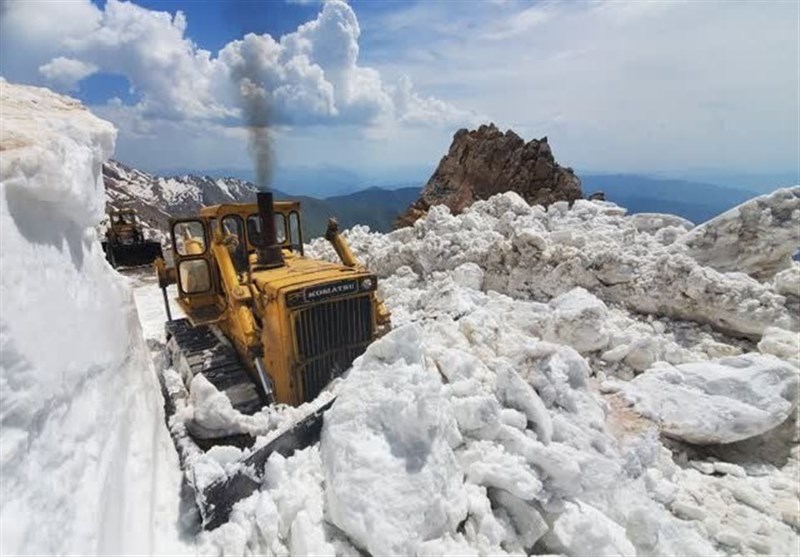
left=295, top=189, right=800, bottom=556
left=310, top=190, right=800, bottom=338
left=0, top=80, right=183, bottom=554
left=178, top=187, right=800, bottom=556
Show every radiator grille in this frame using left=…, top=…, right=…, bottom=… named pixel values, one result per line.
left=293, top=295, right=373, bottom=402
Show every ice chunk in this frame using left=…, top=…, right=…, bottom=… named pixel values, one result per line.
left=773, top=263, right=800, bottom=298
left=320, top=326, right=467, bottom=555
left=679, top=187, right=800, bottom=280
left=611, top=354, right=799, bottom=444
left=546, top=501, right=635, bottom=556
left=758, top=327, right=800, bottom=368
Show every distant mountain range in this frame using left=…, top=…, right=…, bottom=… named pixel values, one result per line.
left=103, top=160, right=420, bottom=240
left=104, top=159, right=783, bottom=244
left=154, top=163, right=431, bottom=197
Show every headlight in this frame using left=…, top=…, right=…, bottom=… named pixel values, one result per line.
left=361, top=277, right=374, bottom=291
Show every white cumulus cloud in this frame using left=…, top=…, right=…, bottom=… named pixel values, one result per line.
left=3, top=0, right=474, bottom=130
left=38, top=57, right=97, bottom=91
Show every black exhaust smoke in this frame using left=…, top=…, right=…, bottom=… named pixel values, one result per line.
left=255, top=191, right=284, bottom=268
left=239, top=78, right=272, bottom=190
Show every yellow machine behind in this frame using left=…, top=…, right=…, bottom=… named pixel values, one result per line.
left=102, top=208, right=163, bottom=268
left=154, top=192, right=389, bottom=528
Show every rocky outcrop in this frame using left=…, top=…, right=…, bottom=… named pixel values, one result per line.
left=397, top=124, right=582, bottom=227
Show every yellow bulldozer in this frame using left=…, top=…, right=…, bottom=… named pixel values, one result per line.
left=155, top=191, right=389, bottom=528
left=101, top=208, right=163, bottom=268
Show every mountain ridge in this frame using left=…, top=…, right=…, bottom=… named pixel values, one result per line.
left=103, top=158, right=787, bottom=243
left=102, top=159, right=420, bottom=240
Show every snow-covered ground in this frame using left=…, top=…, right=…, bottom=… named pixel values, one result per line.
left=2, top=80, right=798, bottom=556
left=168, top=190, right=798, bottom=556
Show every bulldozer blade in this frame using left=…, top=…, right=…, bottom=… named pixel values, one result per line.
left=106, top=241, right=164, bottom=268
left=199, top=398, right=335, bottom=530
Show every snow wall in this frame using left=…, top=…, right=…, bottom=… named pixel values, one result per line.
left=0, top=80, right=176, bottom=554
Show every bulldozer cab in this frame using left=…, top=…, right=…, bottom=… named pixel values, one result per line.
left=201, top=201, right=304, bottom=255
left=169, top=201, right=305, bottom=325
left=106, top=208, right=145, bottom=245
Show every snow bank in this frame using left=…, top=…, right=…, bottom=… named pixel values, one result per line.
left=0, top=81, right=185, bottom=554
left=296, top=191, right=800, bottom=556
left=308, top=191, right=798, bottom=338
left=606, top=354, right=799, bottom=444
left=177, top=183, right=800, bottom=554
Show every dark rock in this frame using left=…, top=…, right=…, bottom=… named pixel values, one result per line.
left=396, top=124, right=582, bottom=227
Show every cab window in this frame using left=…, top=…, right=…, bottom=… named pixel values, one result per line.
left=221, top=215, right=247, bottom=274
left=274, top=213, right=287, bottom=243
left=289, top=211, right=303, bottom=254
left=247, top=215, right=263, bottom=246
left=174, top=221, right=207, bottom=256
left=178, top=260, right=212, bottom=294
left=246, top=214, right=287, bottom=245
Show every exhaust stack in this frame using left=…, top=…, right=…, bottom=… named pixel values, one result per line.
left=255, top=191, right=284, bottom=268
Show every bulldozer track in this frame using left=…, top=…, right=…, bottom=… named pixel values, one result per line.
left=166, top=318, right=264, bottom=417
left=158, top=318, right=336, bottom=530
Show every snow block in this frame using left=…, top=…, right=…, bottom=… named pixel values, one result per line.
left=320, top=325, right=467, bottom=555
left=679, top=187, right=800, bottom=280
left=546, top=500, right=635, bottom=556
left=613, top=354, right=799, bottom=444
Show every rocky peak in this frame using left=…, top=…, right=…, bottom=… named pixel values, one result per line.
left=397, top=123, right=582, bottom=227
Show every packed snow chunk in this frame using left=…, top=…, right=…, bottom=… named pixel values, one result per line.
left=265, top=449, right=335, bottom=556
left=320, top=325, right=467, bottom=555
left=630, top=212, right=693, bottom=235
left=0, top=81, right=186, bottom=554
left=459, top=441, right=542, bottom=501
left=452, top=261, right=485, bottom=291
left=679, top=186, right=800, bottom=279
left=183, top=374, right=271, bottom=439
left=488, top=488, right=549, bottom=549
left=758, top=327, right=800, bottom=368
left=495, top=365, right=553, bottom=444
left=545, top=288, right=610, bottom=352
left=545, top=500, right=635, bottom=557
left=773, top=263, right=800, bottom=298
left=610, top=354, right=799, bottom=444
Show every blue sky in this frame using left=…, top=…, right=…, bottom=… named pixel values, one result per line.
left=1, top=0, right=798, bottom=192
